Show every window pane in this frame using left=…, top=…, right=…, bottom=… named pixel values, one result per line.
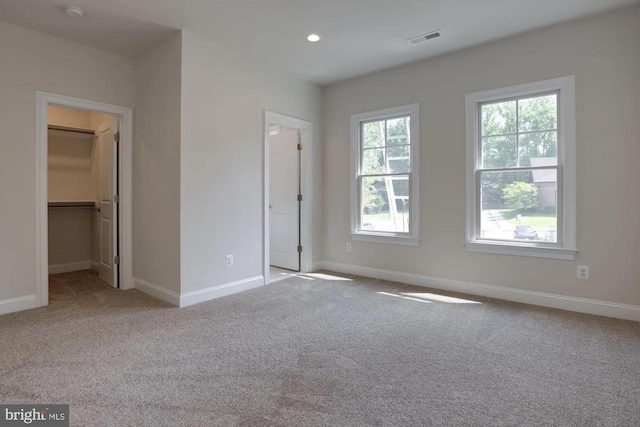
left=518, top=94, right=557, bottom=133
left=361, top=176, right=410, bottom=233
left=481, top=135, right=517, bottom=168
left=362, top=148, right=384, bottom=174
left=481, top=101, right=516, bottom=136
left=389, top=158, right=410, bottom=173
left=388, top=144, right=409, bottom=158
left=480, top=170, right=557, bottom=242
left=387, top=136, right=408, bottom=146
left=386, top=117, right=410, bottom=146
left=362, top=121, right=384, bottom=149
left=391, top=177, right=409, bottom=197
left=518, top=131, right=558, bottom=167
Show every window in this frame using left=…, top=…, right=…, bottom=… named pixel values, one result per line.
left=350, top=104, right=420, bottom=246
left=465, top=76, right=577, bottom=260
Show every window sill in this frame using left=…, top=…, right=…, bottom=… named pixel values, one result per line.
left=352, top=232, right=420, bottom=247
left=466, top=240, right=577, bottom=260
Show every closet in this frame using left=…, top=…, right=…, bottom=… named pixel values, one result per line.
left=47, top=105, right=118, bottom=287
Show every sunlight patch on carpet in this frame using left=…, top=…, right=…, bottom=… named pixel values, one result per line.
left=377, top=291, right=482, bottom=304
left=301, top=273, right=354, bottom=281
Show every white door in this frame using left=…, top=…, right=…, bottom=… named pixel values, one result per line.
left=269, top=128, right=300, bottom=271
left=98, top=118, right=119, bottom=287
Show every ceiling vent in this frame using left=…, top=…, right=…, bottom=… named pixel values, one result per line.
left=408, top=31, right=442, bottom=45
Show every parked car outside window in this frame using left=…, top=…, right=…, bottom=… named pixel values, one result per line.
left=514, top=225, right=538, bottom=240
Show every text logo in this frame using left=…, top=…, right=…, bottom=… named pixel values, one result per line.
left=1, top=405, right=68, bottom=427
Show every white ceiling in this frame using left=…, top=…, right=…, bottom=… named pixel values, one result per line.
left=0, top=0, right=638, bottom=85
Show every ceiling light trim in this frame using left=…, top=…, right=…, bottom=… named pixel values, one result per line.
left=64, top=6, right=85, bottom=19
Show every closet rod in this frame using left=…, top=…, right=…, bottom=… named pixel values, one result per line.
left=48, top=205, right=98, bottom=211
left=48, top=201, right=97, bottom=209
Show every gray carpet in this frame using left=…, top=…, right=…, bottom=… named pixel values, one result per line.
left=1, top=270, right=639, bottom=426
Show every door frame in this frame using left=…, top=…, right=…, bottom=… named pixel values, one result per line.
left=263, top=111, right=313, bottom=284
left=36, top=92, right=134, bottom=306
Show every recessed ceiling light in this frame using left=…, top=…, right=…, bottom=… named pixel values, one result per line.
left=307, top=34, right=321, bottom=42
left=64, top=6, right=85, bottom=19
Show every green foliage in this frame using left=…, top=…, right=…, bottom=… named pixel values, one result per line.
left=363, top=180, right=385, bottom=214
left=480, top=94, right=558, bottom=206
left=481, top=171, right=530, bottom=207
left=360, top=117, right=410, bottom=214
left=502, top=182, right=538, bottom=211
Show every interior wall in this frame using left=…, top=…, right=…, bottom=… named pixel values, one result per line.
left=47, top=107, right=97, bottom=201
left=134, top=32, right=182, bottom=294
left=321, top=6, right=640, bottom=306
left=0, top=21, right=135, bottom=303
left=48, top=105, right=93, bottom=130
left=47, top=133, right=95, bottom=201
left=180, top=31, right=322, bottom=294
left=47, top=209, right=93, bottom=268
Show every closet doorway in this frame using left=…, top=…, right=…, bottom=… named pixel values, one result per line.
left=36, top=93, right=133, bottom=307
left=47, top=106, right=119, bottom=293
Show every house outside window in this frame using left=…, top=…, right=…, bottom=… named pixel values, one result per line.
left=350, top=104, right=420, bottom=246
left=465, top=76, right=577, bottom=260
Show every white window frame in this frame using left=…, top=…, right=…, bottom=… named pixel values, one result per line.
left=465, top=76, right=577, bottom=260
left=350, top=103, right=420, bottom=246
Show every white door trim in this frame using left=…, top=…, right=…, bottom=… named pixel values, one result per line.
left=264, top=111, right=313, bottom=284
left=36, top=92, right=134, bottom=307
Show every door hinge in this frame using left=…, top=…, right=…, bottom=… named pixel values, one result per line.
left=297, top=194, right=303, bottom=202
left=297, top=143, right=302, bottom=151
left=297, top=245, right=303, bottom=253
left=114, top=256, right=120, bottom=265
left=114, top=194, right=120, bottom=203
left=114, top=132, right=120, bottom=143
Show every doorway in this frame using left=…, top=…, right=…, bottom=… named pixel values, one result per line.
left=36, top=92, right=133, bottom=307
left=263, top=112, right=313, bottom=284
left=269, top=125, right=301, bottom=273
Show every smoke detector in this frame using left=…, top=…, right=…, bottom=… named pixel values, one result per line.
left=64, top=6, right=85, bottom=19
left=407, top=30, right=442, bottom=45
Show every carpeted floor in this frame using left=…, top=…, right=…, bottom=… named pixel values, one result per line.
left=1, top=270, right=639, bottom=426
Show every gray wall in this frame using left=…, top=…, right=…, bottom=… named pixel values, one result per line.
left=179, top=31, right=322, bottom=293
left=134, top=32, right=183, bottom=294
left=0, top=21, right=135, bottom=302
left=321, top=6, right=640, bottom=305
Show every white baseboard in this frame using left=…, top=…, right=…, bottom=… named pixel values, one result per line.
left=49, top=260, right=93, bottom=275
left=134, top=278, right=180, bottom=306
left=316, top=261, right=640, bottom=322
left=0, top=295, right=37, bottom=315
left=180, top=276, right=264, bottom=308
left=133, top=275, right=265, bottom=308
left=91, top=261, right=100, bottom=271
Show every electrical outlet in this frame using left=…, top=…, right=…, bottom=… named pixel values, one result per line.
left=577, top=265, right=589, bottom=279
left=226, top=254, right=234, bottom=267
left=346, top=242, right=352, bottom=253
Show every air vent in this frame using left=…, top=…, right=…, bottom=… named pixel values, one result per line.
left=408, top=31, right=442, bottom=45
